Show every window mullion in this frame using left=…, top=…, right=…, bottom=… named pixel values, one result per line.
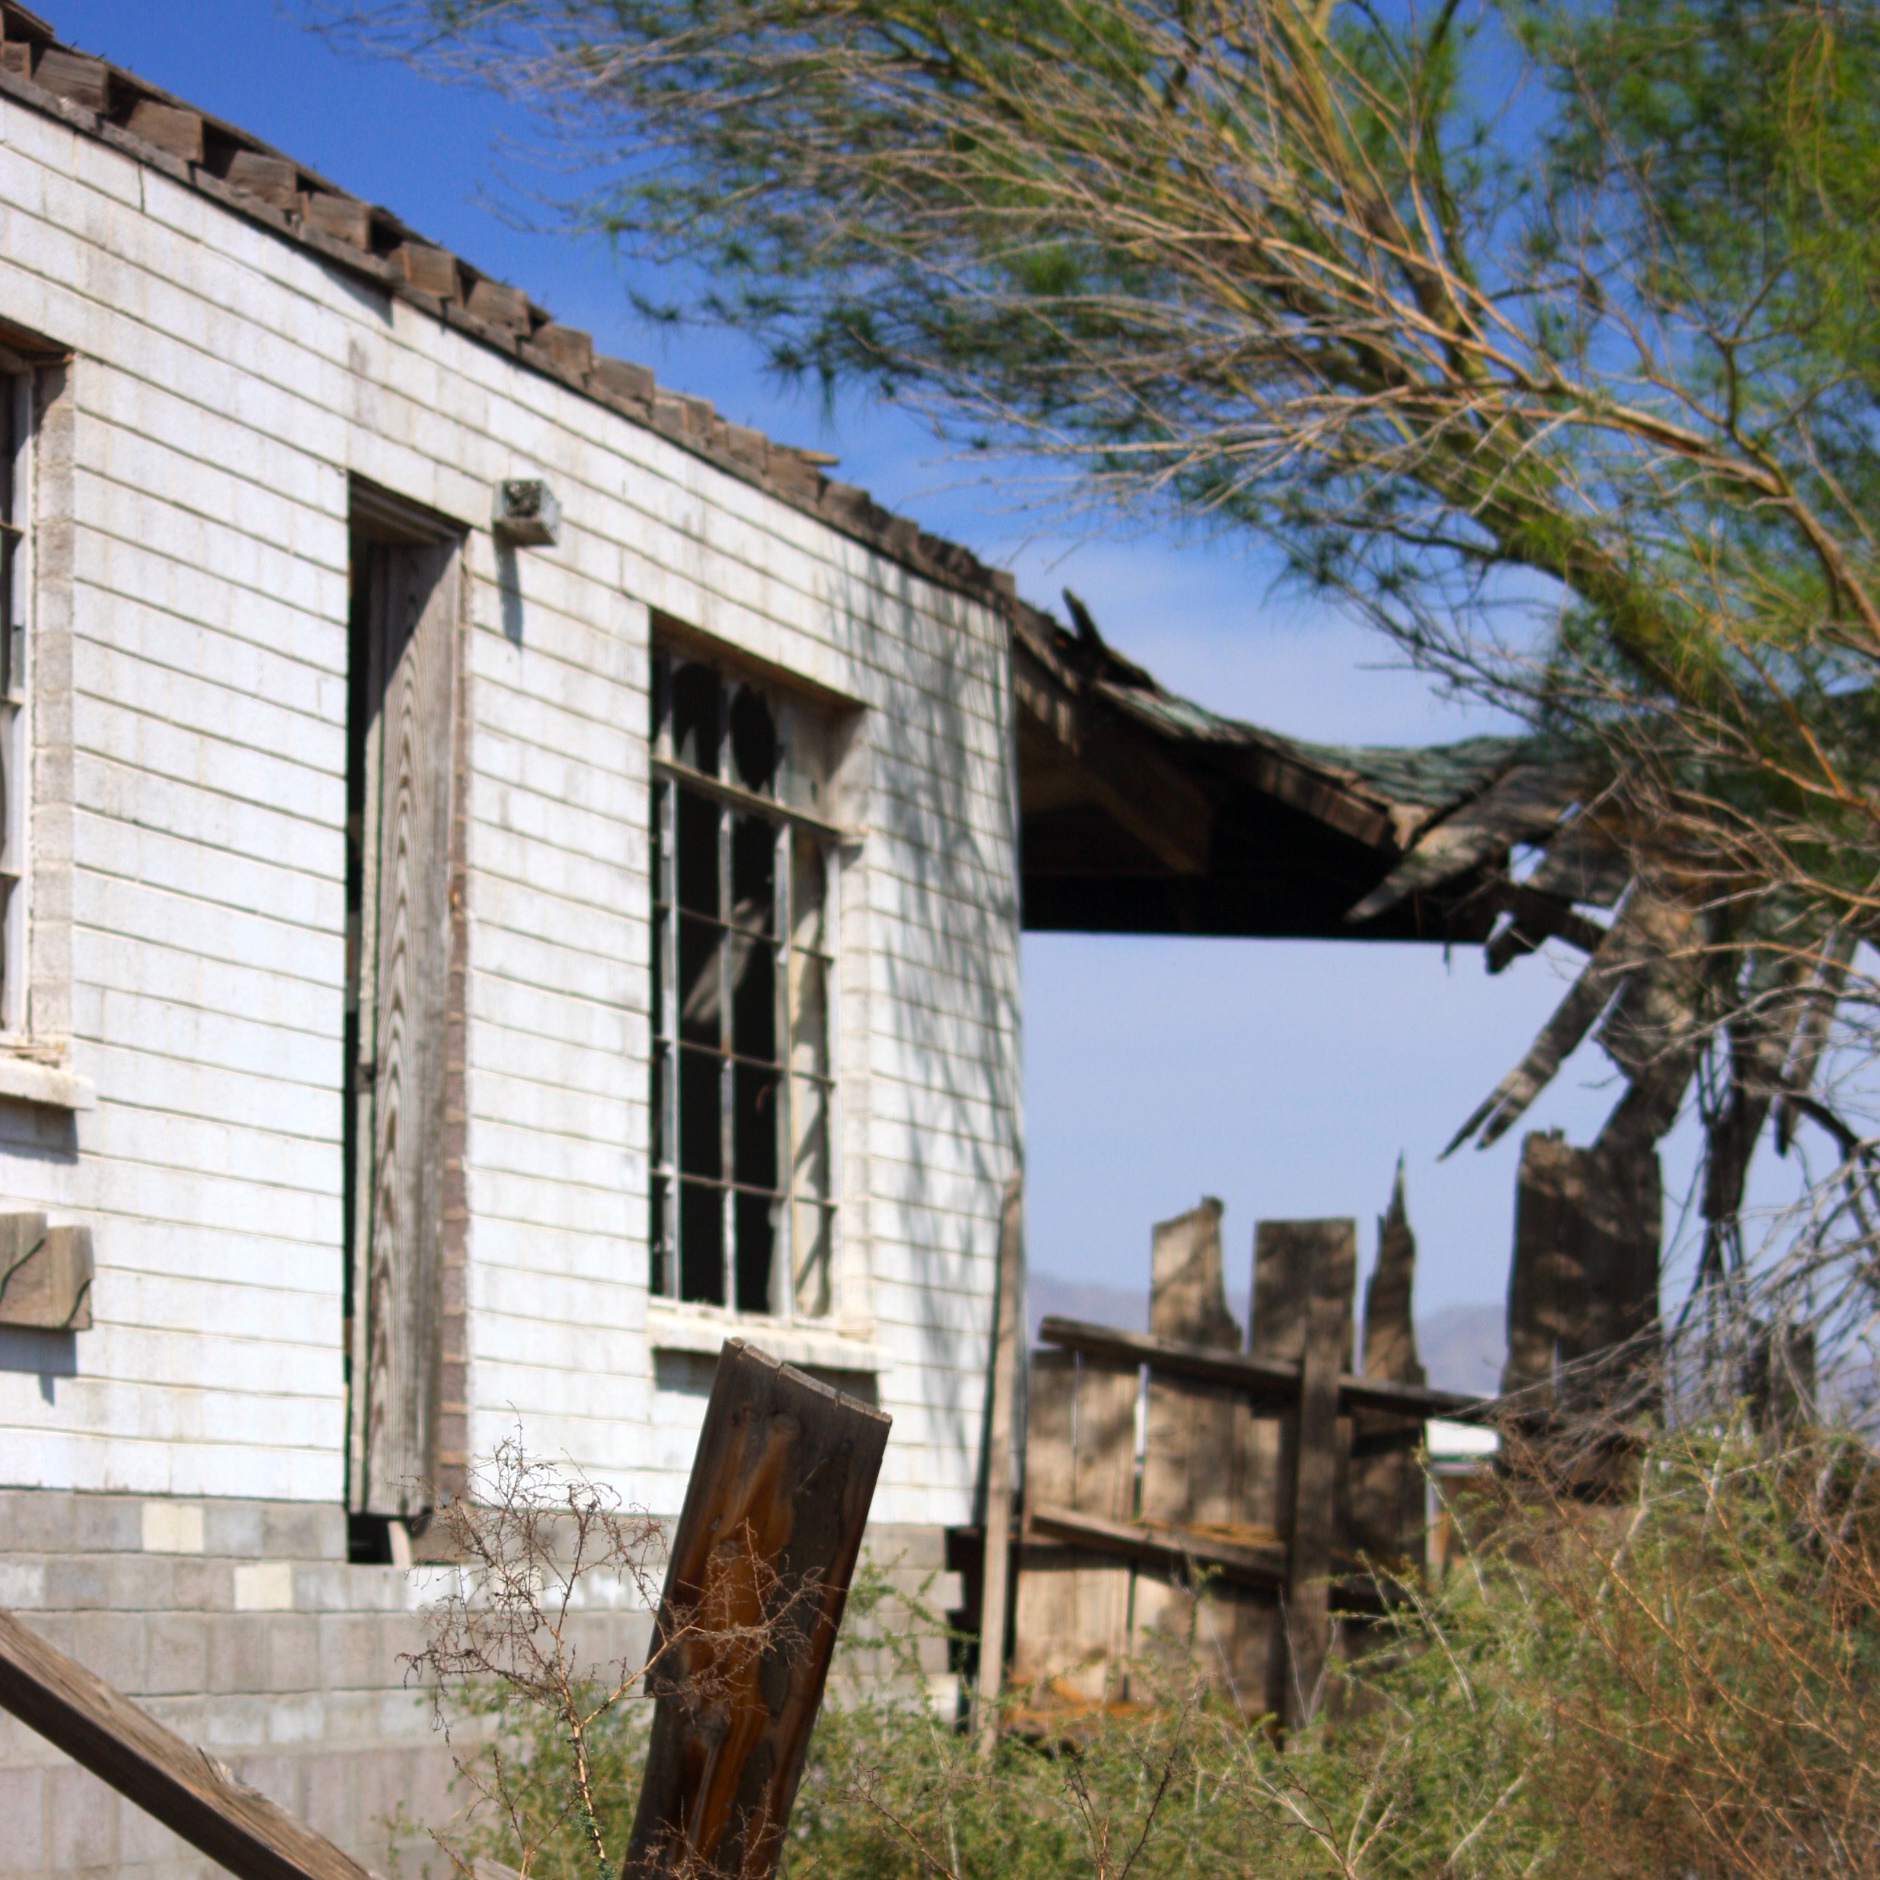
left=718, top=793, right=735, bottom=1313
left=776, top=821, right=793, bottom=1324
left=824, top=840, right=842, bottom=1323
left=656, top=779, right=679, bottom=1300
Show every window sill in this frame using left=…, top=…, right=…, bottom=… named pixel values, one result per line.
left=0, top=1052, right=94, bottom=1111
left=647, top=1302, right=888, bottom=1376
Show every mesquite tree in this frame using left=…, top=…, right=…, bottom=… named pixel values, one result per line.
left=342, top=0, right=1880, bottom=1371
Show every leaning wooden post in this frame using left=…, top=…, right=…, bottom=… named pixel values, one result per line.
left=974, top=1172, right=1024, bottom=1760
left=627, top=1340, right=890, bottom=1880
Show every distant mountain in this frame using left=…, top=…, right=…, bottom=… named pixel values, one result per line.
left=1027, top=1273, right=1148, bottom=1343
left=1415, top=1303, right=1505, bottom=1396
left=1027, top=1271, right=1504, bottom=1396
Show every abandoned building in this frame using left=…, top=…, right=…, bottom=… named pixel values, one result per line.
left=0, top=6, right=1731, bottom=1875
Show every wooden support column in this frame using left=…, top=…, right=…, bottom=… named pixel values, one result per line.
left=1255, top=1219, right=1355, bottom=1731
left=974, top=1173, right=1024, bottom=1757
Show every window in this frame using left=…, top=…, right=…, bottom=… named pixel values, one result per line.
left=650, top=647, right=839, bottom=1320
left=0, top=367, right=33, bottom=1033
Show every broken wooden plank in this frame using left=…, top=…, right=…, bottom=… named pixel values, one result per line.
left=974, top=1173, right=1024, bottom=1753
left=0, top=1606, right=372, bottom=1880
left=1013, top=1340, right=1141, bottom=1705
left=1348, top=1167, right=1427, bottom=1568
left=123, top=98, right=203, bottom=163
left=1037, top=1316, right=1488, bottom=1420
left=1030, top=1503, right=1287, bottom=1588
left=33, top=45, right=108, bottom=112
left=0, top=1216, right=93, bottom=1329
left=303, top=192, right=369, bottom=249
left=464, top=277, right=531, bottom=333
left=1345, top=762, right=1587, bottom=923
left=221, top=149, right=300, bottom=214
left=391, top=242, right=460, bottom=301
left=627, top=1339, right=890, bottom=1880
left=1281, top=1227, right=1354, bottom=1730
left=1136, top=1198, right=1264, bottom=1706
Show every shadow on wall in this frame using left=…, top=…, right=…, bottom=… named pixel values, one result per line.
left=0, top=1325, right=77, bottom=1403
left=829, top=563, right=1019, bottom=1473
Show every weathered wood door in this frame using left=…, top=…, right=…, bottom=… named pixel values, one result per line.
left=347, top=535, right=461, bottom=1518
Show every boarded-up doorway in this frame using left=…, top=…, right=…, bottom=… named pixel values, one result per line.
left=344, top=481, right=466, bottom=1521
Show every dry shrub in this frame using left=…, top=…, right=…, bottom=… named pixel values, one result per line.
left=410, top=1427, right=1880, bottom=1880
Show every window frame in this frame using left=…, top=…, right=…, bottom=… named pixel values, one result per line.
left=0, top=362, right=36, bottom=1039
left=648, top=647, right=844, bottom=1325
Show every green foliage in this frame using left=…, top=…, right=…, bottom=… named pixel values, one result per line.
left=429, top=1431, right=1880, bottom=1880
left=339, top=0, right=1880, bottom=932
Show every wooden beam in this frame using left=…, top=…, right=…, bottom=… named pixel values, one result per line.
left=627, top=1340, right=890, bottom=1880
left=0, top=1607, right=372, bottom=1880
left=1028, top=1502, right=1287, bottom=1587
left=1015, top=681, right=1211, bottom=876
left=1036, top=1316, right=1490, bottom=1422
left=974, top=1175, right=1023, bottom=1757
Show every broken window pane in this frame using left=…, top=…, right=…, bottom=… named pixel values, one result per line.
left=678, top=1177, right=724, bottom=1304
left=678, top=916, right=724, bottom=1047
left=670, top=661, right=722, bottom=777
left=677, top=1046, right=723, bottom=1181
left=735, top=1062, right=781, bottom=1192
left=650, top=645, right=836, bottom=1319
left=730, top=814, right=775, bottom=933
left=729, top=682, right=779, bottom=795
left=735, top=1191, right=777, bottom=1313
left=730, top=934, right=776, bottom=1065
left=676, top=787, right=719, bottom=917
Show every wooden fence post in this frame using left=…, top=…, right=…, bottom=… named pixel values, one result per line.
left=628, top=1340, right=891, bottom=1880
left=1256, top=1219, right=1355, bottom=1730
left=974, top=1173, right=1024, bottom=1759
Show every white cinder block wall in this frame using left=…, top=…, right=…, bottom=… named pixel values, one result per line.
left=0, top=76, right=1018, bottom=1531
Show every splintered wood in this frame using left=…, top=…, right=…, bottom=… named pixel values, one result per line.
left=1504, top=1129, right=1659, bottom=1413
left=1016, top=1182, right=1446, bottom=1732
left=628, top=1339, right=889, bottom=1880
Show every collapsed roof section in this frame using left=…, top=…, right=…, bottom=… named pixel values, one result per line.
left=1014, top=598, right=1622, bottom=955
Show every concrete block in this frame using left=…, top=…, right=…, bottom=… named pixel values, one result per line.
left=202, top=1499, right=264, bottom=1559
left=142, top=1501, right=204, bottom=1555
left=0, top=1561, right=46, bottom=1609
left=69, top=1491, right=140, bottom=1553
left=263, top=1614, right=322, bottom=1692
left=169, top=1557, right=231, bottom=1613
left=317, top=1612, right=388, bottom=1691
left=0, top=1766, right=45, bottom=1872
left=233, top=1561, right=295, bottom=1611
left=145, top=1612, right=208, bottom=1695
left=0, top=1488, right=72, bottom=1552
left=204, top=1614, right=268, bottom=1696
left=48, top=1762, right=117, bottom=1869
left=261, top=1500, right=345, bottom=1562
left=72, top=1610, right=148, bottom=1692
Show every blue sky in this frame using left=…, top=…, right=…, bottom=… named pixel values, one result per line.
left=43, top=0, right=1756, bottom=1321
